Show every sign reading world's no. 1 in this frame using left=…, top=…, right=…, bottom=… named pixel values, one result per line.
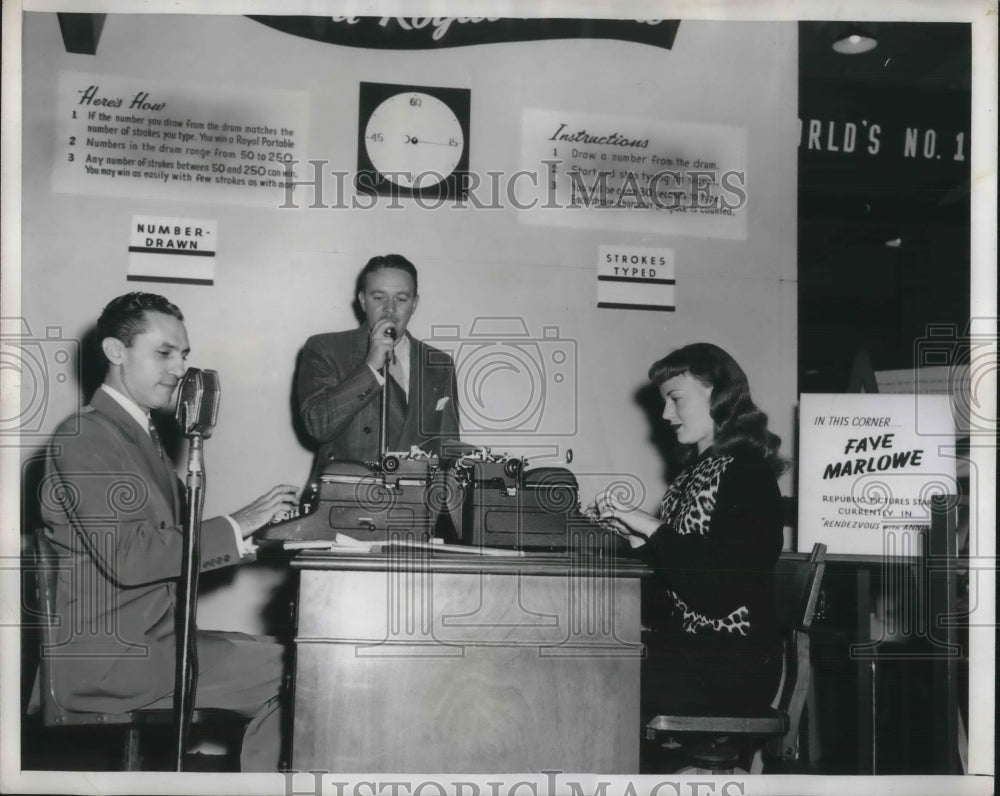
left=798, top=393, right=957, bottom=559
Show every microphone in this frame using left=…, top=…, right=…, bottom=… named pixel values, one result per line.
left=175, top=367, right=221, bottom=438
left=384, top=325, right=397, bottom=366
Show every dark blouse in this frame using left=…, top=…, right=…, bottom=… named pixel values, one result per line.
left=637, top=448, right=784, bottom=658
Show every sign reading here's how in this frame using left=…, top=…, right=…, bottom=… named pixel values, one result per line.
left=797, top=393, right=957, bottom=558
left=128, top=215, right=216, bottom=285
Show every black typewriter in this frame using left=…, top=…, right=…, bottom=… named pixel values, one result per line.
left=450, top=446, right=625, bottom=554
left=257, top=448, right=443, bottom=544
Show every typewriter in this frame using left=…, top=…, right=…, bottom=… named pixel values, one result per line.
left=257, top=447, right=443, bottom=544
left=451, top=446, right=625, bottom=554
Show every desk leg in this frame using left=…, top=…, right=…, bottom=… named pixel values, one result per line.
left=928, top=501, right=960, bottom=773
left=856, top=567, right=874, bottom=774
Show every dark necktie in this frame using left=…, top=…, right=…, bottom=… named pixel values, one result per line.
left=148, top=420, right=164, bottom=460
left=388, top=355, right=408, bottom=409
left=384, top=366, right=408, bottom=450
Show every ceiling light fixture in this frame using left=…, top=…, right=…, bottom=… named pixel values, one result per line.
left=832, top=31, right=878, bottom=55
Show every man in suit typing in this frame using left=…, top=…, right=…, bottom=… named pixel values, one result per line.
left=38, top=292, right=298, bottom=771
left=296, top=254, right=461, bottom=467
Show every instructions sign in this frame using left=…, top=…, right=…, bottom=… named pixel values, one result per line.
left=53, top=71, right=308, bottom=207
left=520, top=108, right=747, bottom=239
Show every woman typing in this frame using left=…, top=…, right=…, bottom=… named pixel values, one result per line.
left=593, top=343, right=785, bottom=718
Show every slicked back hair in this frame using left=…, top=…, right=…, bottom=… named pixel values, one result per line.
left=96, top=293, right=184, bottom=361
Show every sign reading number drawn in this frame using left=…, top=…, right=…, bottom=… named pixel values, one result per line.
left=128, top=215, right=217, bottom=285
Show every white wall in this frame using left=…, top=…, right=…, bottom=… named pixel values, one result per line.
left=20, top=14, right=797, bottom=631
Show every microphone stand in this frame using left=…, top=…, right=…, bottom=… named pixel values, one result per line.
left=172, top=368, right=219, bottom=772
left=174, top=406, right=205, bottom=771
left=378, top=329, right=395, bottom=460
left=379, top=349, right=391, bottom=459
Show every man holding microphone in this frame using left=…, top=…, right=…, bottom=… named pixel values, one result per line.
left=296, top=254, right=461, bottom=469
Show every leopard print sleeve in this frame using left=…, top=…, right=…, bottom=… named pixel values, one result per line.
left=645, top=453, right=783, bottom=638
left=658, top=455, right=734, bottom=537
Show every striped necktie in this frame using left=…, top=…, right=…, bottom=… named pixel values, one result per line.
left=148, top=420, right=164, bottom=459
left=388, top=354, right=408, bottom=407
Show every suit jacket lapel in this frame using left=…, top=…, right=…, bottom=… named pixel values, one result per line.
left=91, top=390, right=178, bottom=515
left=407, top=336, right=420, bottom=410
left=159, top=425, right=182, bottom=518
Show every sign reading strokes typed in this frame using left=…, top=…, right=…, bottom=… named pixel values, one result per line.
left=596, top=245, right=675, bottom=311
left=798, top=393, right=957, bottom=558
left=53, top=71, right=308, bottom=207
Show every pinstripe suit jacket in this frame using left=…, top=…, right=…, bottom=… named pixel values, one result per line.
left=38, top=388, right=241, bottom=713
left=296, top=327, right=460, bottom=467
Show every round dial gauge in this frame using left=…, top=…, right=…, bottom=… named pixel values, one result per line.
left=364, top=92, right=466, bottom=190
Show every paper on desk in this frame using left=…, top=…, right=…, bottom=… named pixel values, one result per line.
left=333, top=534, right=376, bottom=548
left=373, top=539, right=525, bottom=557
left=283, top=534, right=378, bottom=552
left=284, top=536, right=524, bottom=557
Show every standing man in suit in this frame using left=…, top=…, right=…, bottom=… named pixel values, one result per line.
left=296, top=254, right=461, bottom=467
left=39, top=292, right=298, bottom=771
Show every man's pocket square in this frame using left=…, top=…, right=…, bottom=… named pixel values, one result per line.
left=435, top=397, right=450, bottom=411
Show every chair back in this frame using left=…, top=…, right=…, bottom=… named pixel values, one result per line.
left=771, top=542, right=827, bottom=761
left=31, top=530, right=248, bottom=772
left=32, top=528, right=133, bottom=727
left=33, top=527, right=69, bottom=725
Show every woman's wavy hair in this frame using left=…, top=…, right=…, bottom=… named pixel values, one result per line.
left=648, top=342, right=786, bottom=475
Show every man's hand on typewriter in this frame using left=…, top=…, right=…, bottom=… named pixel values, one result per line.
left=231, top=485, right=299, bottom=537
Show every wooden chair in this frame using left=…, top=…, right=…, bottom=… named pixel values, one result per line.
left=645, top=542, right=828, bottom=774
left=30, top=528, right=247, bottom=771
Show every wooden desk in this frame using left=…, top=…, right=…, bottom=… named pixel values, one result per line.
left=290, top=547, right=647, bottom=773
